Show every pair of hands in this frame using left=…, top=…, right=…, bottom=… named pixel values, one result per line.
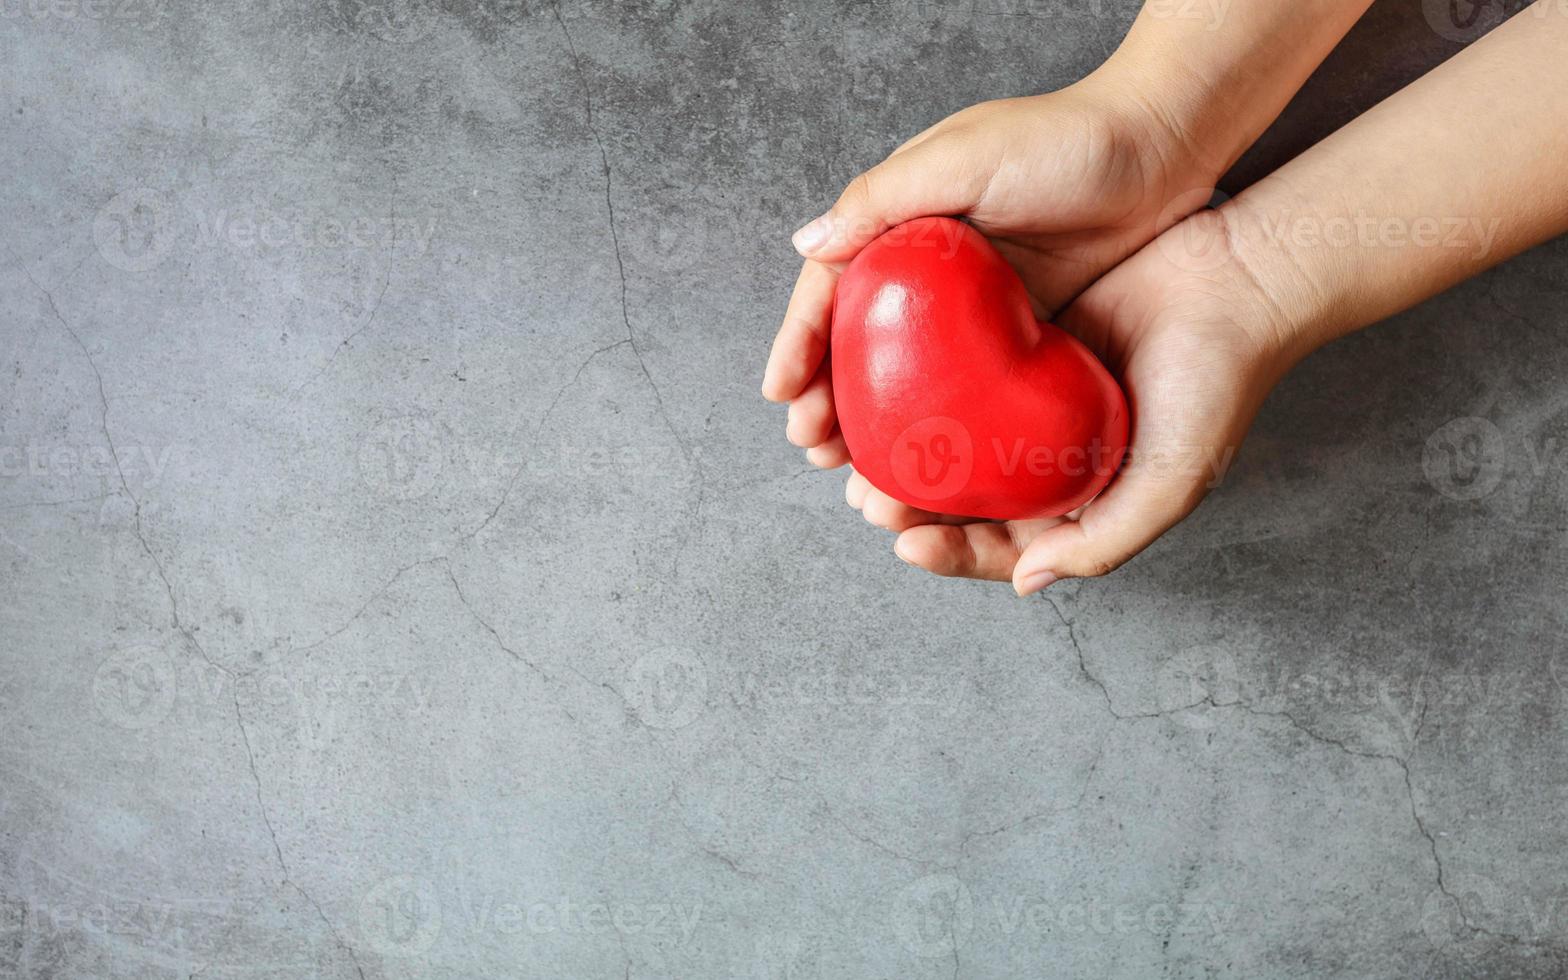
left=762, top=76, right=1295, bottom=594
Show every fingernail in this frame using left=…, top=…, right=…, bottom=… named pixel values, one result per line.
left=791, top=214, right=832, bottom=255
left=1015, top=570, right=1058, bottom=597
left=894, top=537, right=915, bottom=565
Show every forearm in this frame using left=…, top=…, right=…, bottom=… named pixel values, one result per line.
left=1225, top=0, right=1568, bottom=363
left=1091, top=0, right=1376, bottom=178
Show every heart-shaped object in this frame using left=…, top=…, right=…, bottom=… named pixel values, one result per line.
left=831, top=216, right=1129, bottom=520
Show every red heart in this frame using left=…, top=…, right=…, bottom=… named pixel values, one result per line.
left=831, top=216, right=1129, bottom=521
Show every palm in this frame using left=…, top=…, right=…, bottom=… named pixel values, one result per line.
left=861, top=215, right=1286, bottom=583
left=762, top=89, right=1262, bottom=586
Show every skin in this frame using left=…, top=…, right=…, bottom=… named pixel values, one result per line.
left=764, top=0, right=1568, bottom=594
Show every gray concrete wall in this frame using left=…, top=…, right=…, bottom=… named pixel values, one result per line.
left=3, top=1, right=1566, bottom=977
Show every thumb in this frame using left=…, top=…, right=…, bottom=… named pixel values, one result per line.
left=791, top=138, right=991, bottom=263
left=1010, top=452, right=1219, bottom=595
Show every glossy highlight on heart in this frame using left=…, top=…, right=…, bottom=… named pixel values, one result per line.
left=830, top=216, right=1130, bottom=521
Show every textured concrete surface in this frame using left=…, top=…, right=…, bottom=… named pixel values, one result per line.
left=4, top=1, right=1568, bottom=977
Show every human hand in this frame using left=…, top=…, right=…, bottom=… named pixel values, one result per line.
left=761, top=0, right=1381, bottom=466
left=760, top=69, right=1228, bottom=469
left=854, top=208, right=1296, bottom=594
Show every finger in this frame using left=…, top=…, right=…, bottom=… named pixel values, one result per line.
left=785, top=363, right=836, bottom=448
left=790, top=138, right=991, bottom=263
left=1011, top=459, right=1211, bottom=595
left=763, top=260, right=839, bottom=403
left=895, top=518, right=1066, bottom=583
left=806, top=431, right=851, bottom=469
left=888, top=120, right=944, bottom=158
left=845, top=468, right=872, bottom=509
left=860, top=485, right=972, bottom=532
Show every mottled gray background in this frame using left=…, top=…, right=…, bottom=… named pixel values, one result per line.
left=4, top=0, right=1567, bottom=977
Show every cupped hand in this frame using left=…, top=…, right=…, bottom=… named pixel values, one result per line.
left=761, top=71, right=1224, bottom=469
left=863, top=207, right=1299, bottom=593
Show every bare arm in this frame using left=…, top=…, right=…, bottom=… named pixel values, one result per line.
left=1225, top=0, right=1568, bottom=364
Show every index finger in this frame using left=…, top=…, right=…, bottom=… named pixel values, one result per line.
left=762, top=259, right=840, bottom=403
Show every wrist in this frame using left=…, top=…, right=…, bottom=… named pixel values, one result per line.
left=1081, top=40, right=1249, bottom=187
left=1211, top=196, right=1342, bottom=374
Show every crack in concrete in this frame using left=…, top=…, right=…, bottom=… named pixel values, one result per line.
left=954, top=741, right=1107, bottom=860
left=295, top=174, right=398, bottom=394
left=25, top=269, right=376, bottom=978
left=284, top=555, right=450, bottom=660
left=28, top=271, right=230, bottom=675
left=1041, top=594, right=1568, bottom=958
left=819, top=804, right=955, bottom=873
left=662, top=781, right=769, bottom=882
left=548, top=0, right=707, bottom=579
left=234, top=693, right=368, bottom=980
left=467, top=338, right=631, bottom=539
left=443, top=563, right=590, bottom=725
